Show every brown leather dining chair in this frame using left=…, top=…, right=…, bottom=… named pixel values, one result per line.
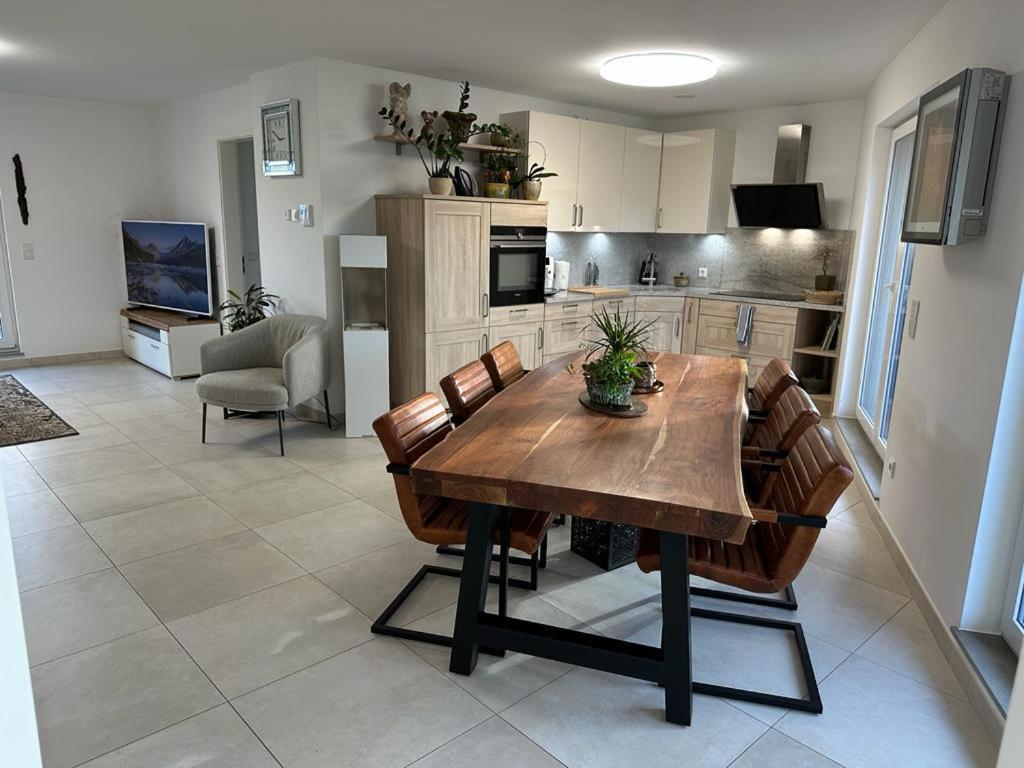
left=440, top=360, right=496, bottom=426
left=482, top=340, right=526, bottom=390
left=635, top=423, right=853, bottom=713
left=371, top=392, right=555, bottom=649
left=748, top=358, right=800, bottom=414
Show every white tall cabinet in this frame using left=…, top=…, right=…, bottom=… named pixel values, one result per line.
left=619, top=128, right=663, bottom=233
left=657, top=129, right=735, bottom=234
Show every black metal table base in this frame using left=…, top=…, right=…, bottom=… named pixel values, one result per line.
left=448, top=502, right=821, bottom=725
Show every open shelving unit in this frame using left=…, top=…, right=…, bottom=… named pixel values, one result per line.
left=374, top=134, right=524, bottom=157
left=792, top=307, right=843, bottom=416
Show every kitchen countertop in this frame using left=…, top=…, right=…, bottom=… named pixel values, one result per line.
left=546, top=285, right=844, bottom=312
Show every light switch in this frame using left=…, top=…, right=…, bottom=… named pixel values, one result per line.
left=290, top=208, right=300, bottom=222
left=298, top=204, right=313, bottom=227
left=22, top=242, right=34, bottom=260
left=284, top=209, right=292, bottom=221
left=907, top=298, right=920, bottom=339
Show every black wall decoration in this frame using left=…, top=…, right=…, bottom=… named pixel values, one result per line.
left=12, top=154, right=29, bottom=225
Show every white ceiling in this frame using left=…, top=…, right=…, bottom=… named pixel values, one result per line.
left=0, top=0, right=946, bottom=117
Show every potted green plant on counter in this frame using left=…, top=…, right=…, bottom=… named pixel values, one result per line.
left=483, top=150, right=518, bottom=198
left=569, top=308, right=654, bottom=410
left=813, top=246, right=837, bottom=291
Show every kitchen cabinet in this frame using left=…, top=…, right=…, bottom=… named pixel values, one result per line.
left=619, top=128, right=663, bottom=233
left=681, top=298, right=699, bottom=353
left=424, top=199, right=489, bottom=333
left=488, top=320, right=543, bottom=371
left=501, top=111, right=625, bottom=233
left=593, top=296, right=635, bottom=316
left=425, top=328, right=489, bottom=400
left=543, top=316, right=590, bottom=356
left=657, top=129, right=735, bottom=234
left=636, top=311, right=681, bottom=353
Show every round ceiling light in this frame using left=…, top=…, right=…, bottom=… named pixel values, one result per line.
left=600, top=52, right=717, bottom=87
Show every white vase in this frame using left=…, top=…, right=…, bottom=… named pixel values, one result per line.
left=521, top=180, right=542, bottom=200
left=428, top=177, right=453, bottom=196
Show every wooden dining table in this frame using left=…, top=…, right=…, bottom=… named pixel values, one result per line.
left=410, top=351, right=753, bottom=726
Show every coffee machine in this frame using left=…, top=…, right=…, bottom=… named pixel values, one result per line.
left=638, top=251, right=658, bottom=286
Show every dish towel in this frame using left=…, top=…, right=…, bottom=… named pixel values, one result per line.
left=736, top=304, right=756, bottom=345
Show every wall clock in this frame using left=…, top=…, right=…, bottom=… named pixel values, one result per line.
left=260, top=99, right=301, bottom=176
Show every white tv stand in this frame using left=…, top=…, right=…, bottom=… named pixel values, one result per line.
left=119, top=307, right=220, bottom=379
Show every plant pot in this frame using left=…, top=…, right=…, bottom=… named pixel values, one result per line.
left=814, top=274, right=837, bottom=291
left=521, top=180, right=542, bottom=201
left=585, top=374, right=634, bottom=408
left=634, top=361, right=657, bottom=390
left=442, top=111, right=477, bottom=143
left=428, top=176, right=453, bottom=196
left=484, top=182, right=510, bottom=199
left=673, top=275, right=690, bottom=287
left=490, top=131, right=511, bottom=147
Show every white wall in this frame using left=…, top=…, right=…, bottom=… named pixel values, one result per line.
left=654, top=99, right=865, bottom=230
left=840, top=0, right=1024, bottom=633
left=156, top=82, right=252, bottom=305
left=998, top=654, right=1024, bottom=766
left=0, top=92, right=160, bottom=358
left=0, top=486, right=43, bottom=768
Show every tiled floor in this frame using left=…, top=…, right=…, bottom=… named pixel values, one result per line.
left=1, top=358, right=999, bottom=767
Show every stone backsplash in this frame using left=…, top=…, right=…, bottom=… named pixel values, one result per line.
left=546, top=228, right=854, bottom=293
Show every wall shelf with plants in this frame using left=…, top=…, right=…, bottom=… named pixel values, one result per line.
left=373, top=134, right=524, bottom=156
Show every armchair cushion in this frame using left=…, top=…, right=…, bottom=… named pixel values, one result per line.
left=195, top=368, right=288, bottom=411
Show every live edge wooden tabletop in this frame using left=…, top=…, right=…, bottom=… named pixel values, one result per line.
left=411, top=352, right=753, bottom=545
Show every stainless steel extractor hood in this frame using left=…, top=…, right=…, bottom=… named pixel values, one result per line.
left=732, top=124, right=829, bottom=229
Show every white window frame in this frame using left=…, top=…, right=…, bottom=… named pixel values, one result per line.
left=1002, top=504, right=1024, bottom=654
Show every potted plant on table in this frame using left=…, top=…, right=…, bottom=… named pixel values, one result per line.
left=569, top=308, right=654, bottom=409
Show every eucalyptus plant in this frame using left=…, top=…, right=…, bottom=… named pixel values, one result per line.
left=218, top=284, right=279, bottom=332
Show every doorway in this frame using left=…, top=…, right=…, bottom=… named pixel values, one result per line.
left=218, top=137, right=262, bottom=298
left=856, top=119, right=916, bottom=454
left=0, top=197, right=18, bottom=351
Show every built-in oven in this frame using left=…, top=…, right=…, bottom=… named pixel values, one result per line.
left=489, top=225, right=548, bottom=307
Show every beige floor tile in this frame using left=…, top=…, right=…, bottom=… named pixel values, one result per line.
left=5, top=488, right=76, bottom=537
left=810, top=518, right=909, bottom=596
left=856, top=601, right=966, bottom=700
left=362, top=486, right=403, bottom=521
left=205, top=470, right=354, bottom=527
left=258, top=424, right=383, bottom=469
left=502, top=664, right=767, bottom=768
left=20, top=568, right=158, bottom=666
left=832, top=500, right=875, bottom=529
left=0, top=444, right=27, bottom=464
left=31, top=626, right=223, bottom=768
left=828, top=484, right=863, bottom=516
left=256, top=499, right=410, bottom=571
left=234, top=639, right=491, bottom=768
left=84, top=497, right=246, bottom=564
left=49, top=403, right=107, bottom=429
left=169, top=576, right=373, bottom=698
left=410, top=717, right=565, bottom=768
left=406, top=593, right=583, bottom=712
left=55, top=466, right=200, bottom=522
left=2, top=461, right=48, bottom=496
left=310, top=454, right=394, bottom=498
left=13, top=525, right=112, bottom=591
left=138, top=427, right=269, bottom=465
left=120, top=530, right=305, bottom=621
left=17, top=423, right=130, bottom=461
left=170, top=453, right=303, bottom=493
left=70, top=382, right=165, bottom=406
left=32, top=443, right=161, bottom=487
left=78, top=704, right=278, bottom=768
left=776, top=655, right=997, bottom=768
left=89, top=395, right=190, bottom=422
left=315, top=538, right=459, bottom=626
left=730, top=730, right=842, bottom=767
left=105, top=410, right=208, bottom=441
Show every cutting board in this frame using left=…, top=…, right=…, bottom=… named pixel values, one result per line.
left=567, top=286, right=632, bottom=298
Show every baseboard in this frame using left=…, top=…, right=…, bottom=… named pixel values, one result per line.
left=0, top=349, right=124, bottom=371
left=831, top=423, right=1006, bottom=744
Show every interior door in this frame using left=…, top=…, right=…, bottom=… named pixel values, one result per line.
left=424, top=200, right=489, bottom=333
left=576, top=120, right=625, bottom=232
left=527, top=112, right=580, bottom=232
left=0, top=202, right=18, bottom=351
left=657, top=130, right=715, bottom=233
left=857, top=120, right=917, bottom=454
left=619, top=128, right=663, bottom=233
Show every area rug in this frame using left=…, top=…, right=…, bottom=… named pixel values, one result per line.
left=0, top=374, right=78, bottom=447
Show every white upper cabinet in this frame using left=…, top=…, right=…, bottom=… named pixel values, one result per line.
left=619, top=128, right=663, bottom=233
left=657, top=129, right=735, bottom=234
left=575, top=121, right=625, bottom=232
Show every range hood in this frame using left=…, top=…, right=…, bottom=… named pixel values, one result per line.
left=732, top=124, right=829, bottom=229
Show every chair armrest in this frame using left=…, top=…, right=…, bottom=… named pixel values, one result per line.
left=386, top=463, right=410, bottom=476
left=200, top=323, right=268, bottom=374
left=741, top=460, right=780, bottom=473
left=750, top=507, right=827, bottom=528
left=282, top=330, right=329, bottom=406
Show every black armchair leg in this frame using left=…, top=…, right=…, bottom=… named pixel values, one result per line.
left=277, top=410, right=284, bottom=456
left=201, top=403, right=207, bottom=443
left=323, top=390, right=333, bottom=429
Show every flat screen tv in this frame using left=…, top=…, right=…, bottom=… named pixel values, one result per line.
left=121, top=220, right=212, bottom=315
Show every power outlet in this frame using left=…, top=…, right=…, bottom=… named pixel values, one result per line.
left=698, top=267, right=708, bottom=278
left=22, top=242, right=34, bottom=260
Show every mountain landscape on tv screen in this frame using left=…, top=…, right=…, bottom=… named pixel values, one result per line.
left=122, top=222, right=210, bottom=314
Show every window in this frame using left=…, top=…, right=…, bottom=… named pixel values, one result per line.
left=857, top=121, right=916, bottom=454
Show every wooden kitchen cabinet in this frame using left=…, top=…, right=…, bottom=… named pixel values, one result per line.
left=619, top=128, right=663, bottom=233
left=636, top=311, right=682, bottom=353
left=657, top=129, right=735, bottom=234
left=488, top=320, right=544, bottom=371
left=424, top=199, right=489, bottom=333
left=425, top=328, right=488, bottom=400
left=681, top=298, right=699, bottom=353
left=576, top=120, right=625, bottom=232
left=543, top=316, right=590, bottom=356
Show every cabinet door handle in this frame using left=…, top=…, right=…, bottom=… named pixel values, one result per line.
left=149, top=343, right=160, bottom=351
left=538, top=327, right=544, bottom=349
left=571, top=204, right=577, bottom=228
left=562, top=320, right=578, bottom=327
left=563, top=303, right=578, bottom=311
left=511, top=308, right=527, bottom=314
left=577, top=205, right=584, bottom=227
left=687, top=302, right=693, bottom=323
left=126, top=332, right=135, bottom=340
left=657, top=208, right=664, bottom=228
left=483, top=333, right=489, bottom=351
left=482, top=294, right=489, bottom=318
left=674, top=317, right=681, bottom=337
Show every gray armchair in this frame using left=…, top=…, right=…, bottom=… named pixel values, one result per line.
left=196, top=314, right=330, bottom=455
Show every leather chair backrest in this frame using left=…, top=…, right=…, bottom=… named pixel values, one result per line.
left=758, top=424, right=853, bottom=587
left=748, top=386, right=821, bottom=505
left=750, top=358, right=799, bottom=412
left=372, top=393, right=452, bottom=537
left=440, top=360, right=496, bottom=424
left=482, top=341, right=525, bottom=390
